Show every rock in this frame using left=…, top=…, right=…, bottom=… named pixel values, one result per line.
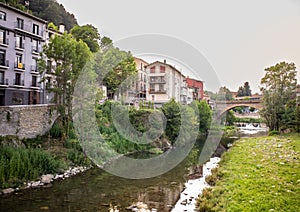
left=41, top=174, right=54, bottom=184
left=31, top=181, right=41, bottom=188
left=180, top=199, right=187, bottom=205
left=2, top=188, right=15, bottom=194
left=40, top=206, right=49, bottom=210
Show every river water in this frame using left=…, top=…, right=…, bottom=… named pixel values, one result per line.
left=0, top=129, right=267, bottom=212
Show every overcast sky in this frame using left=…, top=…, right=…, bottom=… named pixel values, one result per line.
left=57, top=0, right=300, bottom=93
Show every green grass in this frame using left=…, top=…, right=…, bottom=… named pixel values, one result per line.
left=197, top=133, right=300, bottom=212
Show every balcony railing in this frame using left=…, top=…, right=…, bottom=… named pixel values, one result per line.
left=0, top=39, right=9, bottom=46
left=32, top=46, right=42, bottom=54
left=149, top=89, right=167, bottom=94
left=15, top=41, right=25, bottom=49
left=0, top=60, right=9, bottom=68
left=0, top=78, right=8, bottom=86
left=13, top=79, right=24, bottom=86
left=14, top=62, right=26, bottom=70
left=31, top=65, right=39, bottom=73
left=15, top=22, right=44, bottom=37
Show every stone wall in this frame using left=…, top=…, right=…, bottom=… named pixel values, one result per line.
left=0, top=104, right=58, bottom=139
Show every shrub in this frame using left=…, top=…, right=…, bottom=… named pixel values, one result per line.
left=0, top=146, right=59, bottom=188
left=268, top=130, right=280, bottom=136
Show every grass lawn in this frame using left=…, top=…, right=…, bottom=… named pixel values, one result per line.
left=197, top=133, right=300, bottom=212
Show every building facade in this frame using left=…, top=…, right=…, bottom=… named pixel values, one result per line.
left=122, top=57, right=148, bottom=104
left=185, top=77, right=204, bottom=101
left=0, top=3, right=47, bottom=106
left=145, top=60, right=187, bottom=106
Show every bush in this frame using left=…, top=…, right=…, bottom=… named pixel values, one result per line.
left=0, top=146, right=59, bottom=188
left=50, top=122, right=63, bottom=139
left=268, top=130, right=280, bottom=136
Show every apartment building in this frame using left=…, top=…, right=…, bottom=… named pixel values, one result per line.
left=146, top=60, right=187, bottom=106
left=122, top=57, right=148, bottom=104
left=186, top=77, right=204, bottom=101
left=0, top=3, right=47, bottom=106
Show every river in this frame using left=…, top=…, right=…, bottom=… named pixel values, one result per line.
left=0, top=128, right=267, bottom=212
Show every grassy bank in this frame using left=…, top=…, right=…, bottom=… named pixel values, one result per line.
left=0, top=136, right=91, bottom=189
left=197, top=133, right=300, bottom=211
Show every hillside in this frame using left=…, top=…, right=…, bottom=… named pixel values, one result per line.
left=0, top=0, right=77, bottom=30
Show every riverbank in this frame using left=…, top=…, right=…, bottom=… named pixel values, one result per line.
left=172, top=157, right=221, bottom=211
left=196, top=133, right=300, bottom=211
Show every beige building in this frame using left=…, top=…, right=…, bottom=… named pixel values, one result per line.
left=146, top=60, right=187, bottom=106
left=122, top=57, right=148, bottom=104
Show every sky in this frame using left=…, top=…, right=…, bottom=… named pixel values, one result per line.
left=57, top=0, right=300, bottom=93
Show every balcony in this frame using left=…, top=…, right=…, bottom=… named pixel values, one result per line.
left=31, top=65, right=39, bottom=74
left=15, top=22, right=44, bottom=38
left=14, top=62, right=26, bottom=71
left=0, top=78, right=8, bottom=87
left=32, top=46, right=42, bottom=55
left=149, top=79, right=166, bottom=84
left=0, top=60, right=9, bottom=69
left=149, top=89, right=167, bottom=94
left=0, top=39, right=9, bottom=47
left=15, top=41, right=25, bottom=51
left=13, top=79, right=24, bottom=87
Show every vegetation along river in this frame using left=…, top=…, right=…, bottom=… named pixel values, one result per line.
left=0, top=129, right=266, bottom=212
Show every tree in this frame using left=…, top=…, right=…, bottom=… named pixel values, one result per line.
left=39, top=33, right=92, bottom=136
left=191, top=100, right=212, bottom=134
left=94, top=46, right=137, bottom=99
left=216, top=86, right=233, bottom=101
left=71, top=24, right=100, bottom=53
left=237, top=82, right=252, bottom=97
left=260, top=62, right=297, bottom=131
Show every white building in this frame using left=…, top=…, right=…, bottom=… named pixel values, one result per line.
left=145, top=60, right=187, bottom=107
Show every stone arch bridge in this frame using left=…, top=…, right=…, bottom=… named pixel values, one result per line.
left=215, top=100, right=263, bottom=117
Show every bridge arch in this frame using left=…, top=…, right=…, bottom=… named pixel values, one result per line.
left=215, top=100, right=263, bottom=117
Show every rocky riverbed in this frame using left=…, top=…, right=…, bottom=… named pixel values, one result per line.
left=1, top=166, right=90, bottom=195
left=171, top=157, right=221, bottom=211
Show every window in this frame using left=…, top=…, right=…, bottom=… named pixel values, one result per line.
left=32, top=39, right=38, bottom=52
left=160, top=66, right=165, bottom=73
left=150, top=66, right=155, bottom=73
left=33, top=24, right=39, bottom=35
left=0, top=50, right=6, bottom=66
left=0, top=11, right=6, bottom=21
left=15, top=73, right=21, bottom=85
left=17, top=18, right=24, bottom=29
left=0, top=29, right=6, bottom=45
left=32, top=58, right=38, bottom=72
left=0, top=71, right=4, bottom=84
left=159, top=84, right=164, bottom=91
left=47, top=60, right=52, bottom=73
left=15, top=34, right=23, bottom=49
left=32, top=76, right=37, bottom=87
left=15, top=54, right=23, bottom=69
left=150, top=84, right=155, bottom=92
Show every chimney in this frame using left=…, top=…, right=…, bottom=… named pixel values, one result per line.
left=164, top=59, right=166, bottom=64
left=59, top=24, right=65, bottom=33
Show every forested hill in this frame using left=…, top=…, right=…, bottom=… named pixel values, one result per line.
left=0, top=0, right=77, bottom=30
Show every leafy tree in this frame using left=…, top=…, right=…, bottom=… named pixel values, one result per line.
left=39, top=33, right=92, bottom=137
left=94, top=46, right=137, bottom=99
left=191, top=100, right=212, bottom=134
left=100, top=36, right=113, bottom=49
left=237, top=82, right=252, bottom=97
left=221, top=110, right=235, bottom=126
left=216, top=86, right=233, bottom=101
left=260, top=62, right=297, bottom=131
left=161, top=99, right=181, bottom=144
left=71, top=24, right=100, bottom=53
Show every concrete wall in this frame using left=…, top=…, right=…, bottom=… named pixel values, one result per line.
left=0, top=104, right=58, bottom=139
